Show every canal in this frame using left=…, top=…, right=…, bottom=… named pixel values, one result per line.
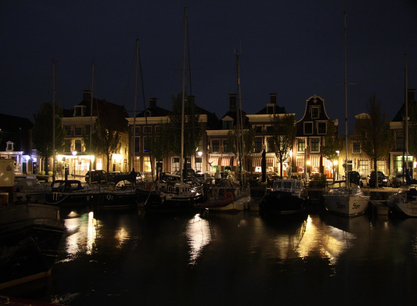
left=2, top=205, right=417, bottom=305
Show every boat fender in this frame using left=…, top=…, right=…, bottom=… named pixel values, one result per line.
left=225, top=192, right=233, bottom=200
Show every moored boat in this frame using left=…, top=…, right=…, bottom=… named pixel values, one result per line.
left=259, top=178, right=308, bottom=217
left=96, top=189, right=140, bottom=210
left=387, top=187, right=417, bottom=217
left=0, top=203, right=65, bottom=290
left=323, top=185, right=370, bottom=217
left=44, top=180, right=97, bottom=206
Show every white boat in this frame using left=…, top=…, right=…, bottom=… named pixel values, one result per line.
left=323, top=14, right=370, bottom=218
left=14, top=176, right=50, bottom=203
left=323, top=185, right=369, bottom=217
left=387, top=187, right=417, bottom=217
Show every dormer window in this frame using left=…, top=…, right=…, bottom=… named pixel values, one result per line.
left=74, top=105, right=85, bottom=117
left=267, top=105, right=274, bottom=114
left=6, top=141, right=14, bottom=151
left=311, top=106, right=320, bottom=119
left=144, top=110, right=152, bottom=117
left=222, top=119, right=233, bottom=130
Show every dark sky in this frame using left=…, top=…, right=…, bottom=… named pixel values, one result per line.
left=1, top=0, right=417, bottom=133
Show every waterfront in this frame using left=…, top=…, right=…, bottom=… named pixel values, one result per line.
left=1, top=205, right=417, bottom=306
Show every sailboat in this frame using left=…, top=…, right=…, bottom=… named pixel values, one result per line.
left=138, top=7, right=204, bottom=213
left=323, top=13, right=370, bottom=217
left=198, top=51, right=252, bottom=212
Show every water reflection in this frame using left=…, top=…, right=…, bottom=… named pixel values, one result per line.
left=61, top=210, right=99, bottom=261
left=185, top=213, right=211, bottom=265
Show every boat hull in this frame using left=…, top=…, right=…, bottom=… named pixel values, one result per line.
left=259, top=191, right=307, bottom=217
left=96, top=191, right=139, bottom=210
left=323, top=194, right=370, bottom=217
left=0, top=204, right=65, bottom=289
left=44, top=191, right=97, bottom=206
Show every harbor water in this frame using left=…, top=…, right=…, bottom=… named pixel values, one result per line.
left=2, top=204, right=417, bottom=306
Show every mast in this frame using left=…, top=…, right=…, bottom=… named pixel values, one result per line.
left=132, top=39, right=139, bottom=172
left=235, top=50, right=244, bottom=183
left=344, top=12, right=348, bottom=184
left=52, top=59, right=56, bottom=182
left=405, top=53, right=409, bottom=170
left=89, top=61, right=94, bottom=185
left=180, top=6, right=187, bottom=182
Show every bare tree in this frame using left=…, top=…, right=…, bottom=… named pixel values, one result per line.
left=356, top=94, right=393, bottom=187
left=321, top=120, right=344, bottom=182
left=267, top=113, right=297, bottom=178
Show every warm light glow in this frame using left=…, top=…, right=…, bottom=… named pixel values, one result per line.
left=113, top=154, right=122, bottom=162
left=186, top=214, right=211, bottom=265
left=306, top=160, right=311, bottom=165
left=334, top=160, right=338, bottom=165
left=197, top=151, right=202, bottom=157
left=72, top=150, right=77, bottom=156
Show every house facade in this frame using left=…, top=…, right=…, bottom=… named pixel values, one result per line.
left=58, top=90, right=129, bottom=179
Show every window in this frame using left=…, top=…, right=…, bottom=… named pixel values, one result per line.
left=311, top=106, right=319, bottom=119
left=144, top=156, right=151, bottom=172
left=254, top=126, right=262, bottom=133
left=133, top=126, right=140, bottom=134
left=266, top=137, right=274, bottom=152
left=304, top=122, right=313, bottom=134
left=310, top=138, right=320, bottom=152
left=212, top=140, right=220, bottom=153
left=223, top=120, right=233, bottom=130
left=223, top=140, right=231, bottom=153
left=75, top=140, right=82, bottom=152
left=255, top=137, right=263, bottom=153
left=64, top=140, right=71, bottom=152
left=267, top=106, right=274, bottom=114
left=143, top=136, right=151, bottom=152
left=74, top=106, right=84, bottom=117
left=266, top=125, right=274, bottom=133
left=134, top=157, right=140, bottom=172
left=395, top=131, right=404, bottom=150
left=135, top=137, right=140, bottom=153
left=195, top=157, right=202, bottom=172
left=297, top=139, right=306, bottom=152
left=358, top=160, right=369, bottom=176
left=155, top=126, right=160, bottom=133
left=172, top=157, right=180, bottom=172
left=353, top=142, right=361, bottom=154
left=143, top=126, right=152, bottom=133
left=317, top=122, right=327, bottom=134
left=65, top=126, right=72, bottom=136
left=74, top=127, right=83, bottom=136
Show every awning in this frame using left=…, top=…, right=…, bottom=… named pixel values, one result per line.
left=221, top=157, right=231, bottom=166
left=296, top=155, right=305, bottom=167
left=310, top=155, right=320, bottom=167
left=252, top=157, right=262, bottom=167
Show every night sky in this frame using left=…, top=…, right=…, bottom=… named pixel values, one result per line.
left=1, top=0, right=417, bottom=133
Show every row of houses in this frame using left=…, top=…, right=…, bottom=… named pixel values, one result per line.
left=1, top=88, right=415, bottom=181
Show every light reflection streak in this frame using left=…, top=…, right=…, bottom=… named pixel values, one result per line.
left=186, top=214, right=211, bottom=265
left=115, top=227, right=129, bottom=248
left=272, top=215, right=357, bottom=265
left=62, top=211, right=99, bottom=260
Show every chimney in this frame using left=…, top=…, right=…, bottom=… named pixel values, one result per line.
left=149, top=97, right=156, bottom=108
left=229, top=94, right=237, bottom=111
left=408, top=88, right=415, bottom=102
left=83, top=90, right=91, bottom=102
left=269, top=93, right=277, bottom=104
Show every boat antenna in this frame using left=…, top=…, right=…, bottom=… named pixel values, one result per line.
left=89, top=61, right=94, bottom=185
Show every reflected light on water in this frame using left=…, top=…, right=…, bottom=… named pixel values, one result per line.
left=115, top=227, right=129, bottom=248
left=186, top=214, right=211, bottom=265
left=63, top=211, right=99, bottom=260
left=294, top=215, right=356, bottom=265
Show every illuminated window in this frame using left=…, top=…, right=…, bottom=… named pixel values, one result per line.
left=297, top=139, right=306, bottom=152
left=310, top=138, right=320, bottom=152
left=144, top=156, right=151, bottom=172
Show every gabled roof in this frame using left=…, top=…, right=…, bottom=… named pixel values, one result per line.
left=136, top=106, right=172, bottom=117
left=211, top=109, right=249, bottom=130
left=256, top=104, right=286, bottom=114
left=298, top=94, right=331, bottom=122
left=0, top=113, right=33, bottom=132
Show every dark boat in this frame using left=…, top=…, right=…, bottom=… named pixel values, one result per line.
left=96, top=189, right=140, bottom=210
left=259, top=179, right=308, bottom=218
left=0, top=203, right=65, bottom=290
left=44, top=180, right=97, bottom=206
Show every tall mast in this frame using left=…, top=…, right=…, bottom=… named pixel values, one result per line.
left=405, top=53, right=409, bottom=167
left=344, top=12, right=348, bottom=182
left=52, top=59, right=56, bottom=182
left=89, top=61, right=94, bottom=185
left=180, top=6, right=187, bottom=182
left=235, top=50, right=244, bottom=183
left=132, top=39, right=139, bottom=172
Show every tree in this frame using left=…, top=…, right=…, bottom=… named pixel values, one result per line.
left=33, top=102, right=65, bottom=173
left=356, top=94, right=393, bottom=187
left=88, top=101, right=127, bottom=176
left=267, top=113, right=297, bottom=178
left=227, top=125, right=255, bottom=174
left=149, top=121, right=171, bottom=180
left=166, top=94, right=202, bottom=175
left=321, top=120, right=344, bottom=182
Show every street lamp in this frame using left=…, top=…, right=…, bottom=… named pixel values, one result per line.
left=72, top=151, right=77, bottom=178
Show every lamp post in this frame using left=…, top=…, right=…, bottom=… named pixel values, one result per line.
left=336, top=150, right=340, bottom=180
left=72, top=151, right=77, bottom=178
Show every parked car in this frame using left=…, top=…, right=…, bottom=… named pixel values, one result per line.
left=347, top=171, right=363, bottom=187
left=390, top=174, right=405, bottom=188
left=368, top=171, right=388, bottom=187
left=85, top=170, right=106, bottom=183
